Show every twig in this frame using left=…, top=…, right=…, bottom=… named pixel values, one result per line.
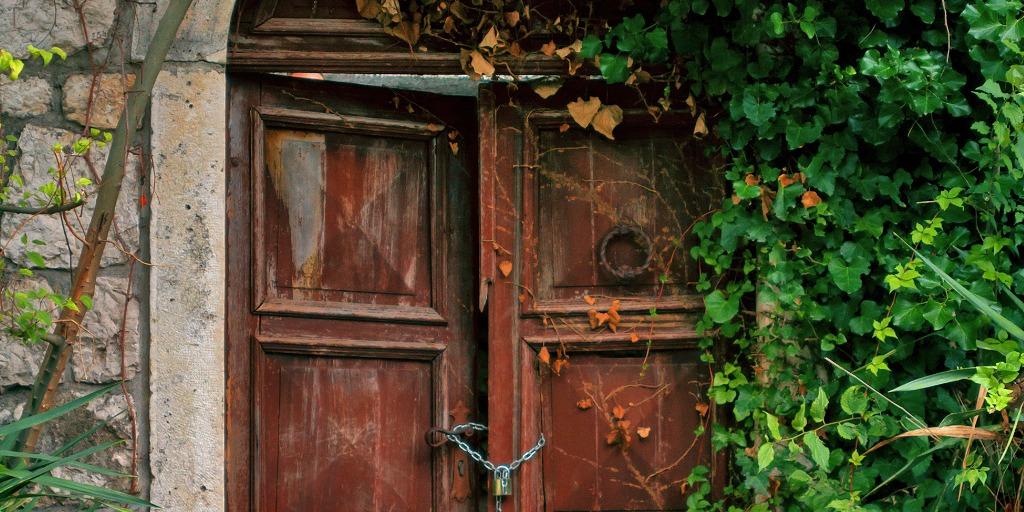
left=0, top=200, right=85, bottom=214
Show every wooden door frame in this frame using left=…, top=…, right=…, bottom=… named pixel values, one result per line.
left=225, top=8, right=727, bottom=512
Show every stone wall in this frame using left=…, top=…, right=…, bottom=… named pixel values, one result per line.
left=1, top=1, right=232, bottom=509
left=0, top=0, right=151, bottom=504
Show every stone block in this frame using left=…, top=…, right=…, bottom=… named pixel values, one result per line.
left=0, top=0, right=117, bottom=58
left=72, top=275, right=139, bottom=384
left=63, top=73, right=136, bottom=129
left=2, top=124, right=140, bottom=269
left=0, top=77, right=52, bottom=118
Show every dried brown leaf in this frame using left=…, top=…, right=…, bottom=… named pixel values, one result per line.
left=577, top=398, right=593, bottom=410
left=498, top=259, right=513, bottom=277
left=801, top=190, right=822, bottom=208
left=864, top=425, right=1001, bottom=455
left=592, top=104, right=624, bottom=140
left=449, top=1, right=471, bottom=21
left=540, top=40, right=557, bottom=56
left=531, top=78, right=563, bottom=99
left=356, top=0, right=380, bottom=18
left=386, top=20, right=421, bottom=46
left=380, top=0, right=400, bottom=16
left=612, top=405, right=626, bottom=420
left=479, top=26, right=500, bottom=49
left=552, top=356, right=568, bottom=375
left=583, top=294, right=596, bottom=305
left=567, top=97, right=602, bottom=129
left=685, top=93, right=697, bottom=115
left=504, top=10, right=521, bottom=26
left=695, top=402, right=710, bottom=417
left=637, top=426, right=651, bottom=439
left=538, top=346, right=551, bottom=365
left=693, top=112, right=708, bottom=138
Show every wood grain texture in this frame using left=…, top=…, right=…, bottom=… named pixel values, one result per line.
left=543, top=351, right=709, bottom=511
left=228, top=74, right=479, bottom=512
left=482, top=81, right=725, bottom=511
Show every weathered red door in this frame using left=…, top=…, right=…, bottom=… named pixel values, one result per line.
left=228, top=75, right=721, bottom=511
left=479, top=83, right=724, bottom=511
left=226, top=74, right=479, bottom=511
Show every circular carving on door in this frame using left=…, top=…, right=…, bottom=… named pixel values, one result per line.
left=598, top=224, right=654, bottom=280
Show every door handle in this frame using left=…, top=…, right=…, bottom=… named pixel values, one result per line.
left=425, top=402, right=474, bottom=502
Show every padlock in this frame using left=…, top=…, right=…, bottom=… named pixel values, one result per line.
left=491, top=474, right=511, bottom=497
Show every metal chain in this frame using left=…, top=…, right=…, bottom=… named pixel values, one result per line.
left=439, top=423, right=546, bottom=512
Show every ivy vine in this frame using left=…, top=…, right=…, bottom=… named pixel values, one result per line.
left=362, top=0, right=1024, bottom=509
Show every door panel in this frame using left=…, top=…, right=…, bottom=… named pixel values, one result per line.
left=227, top=74, right=479, bottom=511
left=480, top=83, right=724, bottom=511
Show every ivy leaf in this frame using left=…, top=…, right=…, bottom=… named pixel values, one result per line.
left=581, top=34, right=602, bottom=58
left=705, top=290, right=739, bottom=323
left=599, top=54, right=630, bottom=83
left=768, top=12, right=784, bottom=36
left=742, top=89, right=776, bottom=126
left=757, top=442, right=775, bottom=471
left=866, top=0, right=905, bottom=22
left=765, top=412, right=782, bottom=441
left=963, top=4, right=1003, bottom=40
left=785, top=117, right=823, bottom=149
left=910, top=0, right=935, bottom=24
left=922, top=300, right=954, bottom=330
left=792, top=403, right=808, bottom=431
left=810, top=387, right=829, bottom=423
left=26, top=251, right=46, bottom=269
left=803, top=431, right=830, bottom=470
left=828, top=256, right=870, bottom=294
left=840, top=386, right=869, bottom=416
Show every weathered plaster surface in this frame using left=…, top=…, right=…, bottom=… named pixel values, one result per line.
left=149, top=64, right=227, bottom=511
left=132, top=0, right=235, bottom=63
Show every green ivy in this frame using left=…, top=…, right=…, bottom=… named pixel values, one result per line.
left=580, top=0, right=1024, bottom=509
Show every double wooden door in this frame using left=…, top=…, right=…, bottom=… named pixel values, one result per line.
left=227, top=74, right=721, bottom=511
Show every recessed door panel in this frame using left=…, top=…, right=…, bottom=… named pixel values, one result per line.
left=259, top=125, right=433, bottom=310
left=257, top=350, right=435, bottom=511
left=544, top=351, right=709, bottom=511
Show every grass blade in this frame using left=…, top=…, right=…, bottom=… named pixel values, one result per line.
left=0, top=384, right=116, bottom=439
left=905, top=242, right=1024, bottom=342
left=31, top=475, right=153, bottom=508
left=891, top=368, right=977, bottom=392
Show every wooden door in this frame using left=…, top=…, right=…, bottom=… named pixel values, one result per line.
left=479, top=83, right=725, bottom=511
left=226, top=74, right=480, bottom=511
